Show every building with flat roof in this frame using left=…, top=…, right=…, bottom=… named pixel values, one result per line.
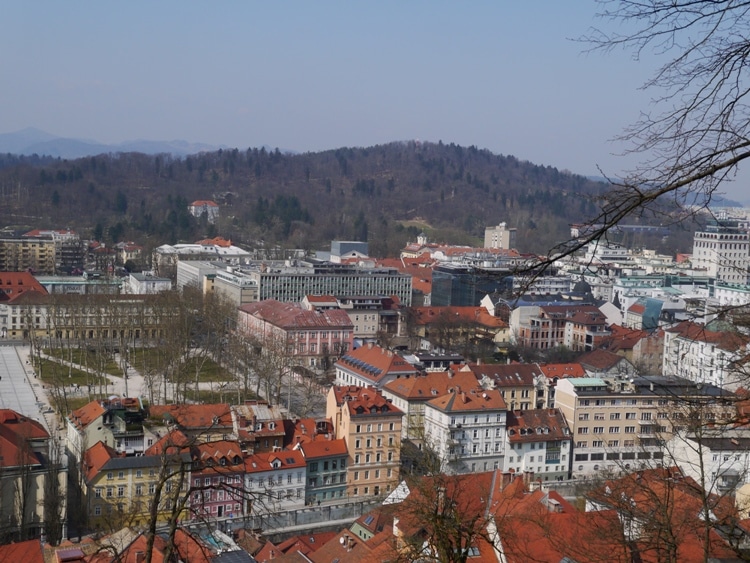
left=555, top=375, right=732, bottom=477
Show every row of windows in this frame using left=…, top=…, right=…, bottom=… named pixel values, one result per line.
left=353, top=468, right=393, bottom=481
left=106, top=469, right=156, bottom=480
left=450, top=414, right=504, bottom=425
left=96, top=483, right=156, bottom=498
left=575, top=451, right=663, bottom=462
left=578, top=398, right=669, bottom=407
left=309, top=459, right=346, bottom=472
left=577, top=440, right=637, bottom=448
left=309, top=474, right=347, bottom=487
left=355, top=423, right=396, bottom=433
left=248, top=472, right=304, bottom=487
left=354, top=451, right=395, bottom=463
left=354, top=437, right=396, bottom=448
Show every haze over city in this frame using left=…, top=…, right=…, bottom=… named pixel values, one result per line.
left=7, top=2, right=739, bottom=198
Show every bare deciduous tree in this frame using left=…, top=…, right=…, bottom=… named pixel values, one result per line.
left=542, top=2, right=750, bottom=266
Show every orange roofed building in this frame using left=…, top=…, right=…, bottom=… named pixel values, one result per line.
left=334, top=342, right=418, bottom=389
left=381, top=369, right=481, bottom=443
left=296, top=438, right=349, bottom=504
left=423, top=387, right=507, bottom=474
left=327, top=386, right=403, bottom=499
left=188, top=200, right=219, bottom=223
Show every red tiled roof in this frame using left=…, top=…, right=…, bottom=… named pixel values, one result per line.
left=537, top=362, right=586, bottom=379
left=0, top=272, right=48, bottom=302
left=331, top=386, right=404, bottom=418
left=335, top=343, right=418, bottom=384
left=506, top=408, right=571, bottom=443
left=667, top=320, right=749, bottom=353
left=190, top=200, right=219, bottom=207
left=69, top=400, right=107, bottom=431
left=239, top=300, right=354, bottom=330
left=245, top=449, right=307, bottom=473
left=463, top=362, right=542, bottom=387
left=298, top=438, right=348, bottom=459
left=0, top=410, right=49, bottom=469
left=149, top=403, right=233, bottom=429
left=411, top=305, right=508, bottom=328
left=577, top=348, right=628, bottom=371
left=195, top=236, right=231, bottom=247
left=382, top=371, right=481, bottom=401
left=304, top=294, right=338, bottom=303
left=0, top=539, right=44, bottom=563
left=426, top=387, right=506, bottom=413
left=144, top=429, right=191, bottom=456
left=83, top=441, right=121, bottom=482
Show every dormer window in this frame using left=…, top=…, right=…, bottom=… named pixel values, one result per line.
left=269, top=422, right=276, bottom=430
left=219, top=458, right=227, bottom=466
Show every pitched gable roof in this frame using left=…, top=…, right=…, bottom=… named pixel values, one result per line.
left=335, top=343, right=418, bottom=384
left=426, top=387, right=506, bottom=413
left=239, top=300, right=354, bottom=330
left=331, top=386, right=404, bottom=418
left=382, top=371, right=481, bottom=401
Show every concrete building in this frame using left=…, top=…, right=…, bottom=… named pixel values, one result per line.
left=484, top=222, right=517, bottom=250
left=692, top=219, right=750, bottom=284
left=296, top=439, right=349, bottom=504
left=244, top=450, right=307, bottom=515
left=555, top=375, right=730, bottom=477
left=381, top=370, right=481, bottom=444
left=663, top=320, right=750, bottom=389
left=124, top=272, right=172, bottom=294
left=249, top=260, right=413, bottom=306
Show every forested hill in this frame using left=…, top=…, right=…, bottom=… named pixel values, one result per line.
left=0, top=141, right=608, bottom=256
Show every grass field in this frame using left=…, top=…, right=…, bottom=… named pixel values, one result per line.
left=44, top=348, right=123, bottom=376
left=35, top=358, right=111, bottom=387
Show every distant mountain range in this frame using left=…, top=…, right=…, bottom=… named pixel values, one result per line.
left=586, top=176, right=746, bottom=208
left=0, top=127, right=226, bottom=159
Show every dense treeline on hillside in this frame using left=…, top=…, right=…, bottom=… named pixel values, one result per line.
left=0, top=141, right=640, bottom=256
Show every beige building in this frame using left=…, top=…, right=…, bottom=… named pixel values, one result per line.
left=0, top=409, right=67, bottom=541
left=484, top=222, right=517, bottom=250
left=327, top=386, right=403, bottom=499
left=555, top=375, right=732, bottom=477
left=382, top=370, right=480, bottom=444
left=0, top=237, right=56, bottom=274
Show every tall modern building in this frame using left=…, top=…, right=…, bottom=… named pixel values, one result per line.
left=692, top=220, right=750, bottom=284
left=484, top=223, right=517, bottom=250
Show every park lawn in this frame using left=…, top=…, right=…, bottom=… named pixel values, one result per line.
left=186, top=356, right=234, bottom=383
left=35, top=358, right=111, bottom=387
left=50, top=395, right=107, bottom=416
left=129, top=347, right=170, bottom=373
left=129, top=348, right=225, bottom=379
left=44, top=348, right=123, bottom=376
left=184, top=387, right=257, bottom=404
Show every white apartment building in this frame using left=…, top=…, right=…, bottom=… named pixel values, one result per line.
left=663, top=320, right=749, bottom=390
left=423, top=387, right=507, bottom=474
left=504, top=408, right=573, bottom=482
left=692, top=224, right=750, bottom=284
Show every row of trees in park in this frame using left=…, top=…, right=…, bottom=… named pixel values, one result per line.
left=23, top=287, right=331, bottom=418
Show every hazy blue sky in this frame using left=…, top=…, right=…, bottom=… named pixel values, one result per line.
left=5, top=2, right=742, bottom=198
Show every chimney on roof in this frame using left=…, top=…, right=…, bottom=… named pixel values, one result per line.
left=368, top=342, right=374, bottom=349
